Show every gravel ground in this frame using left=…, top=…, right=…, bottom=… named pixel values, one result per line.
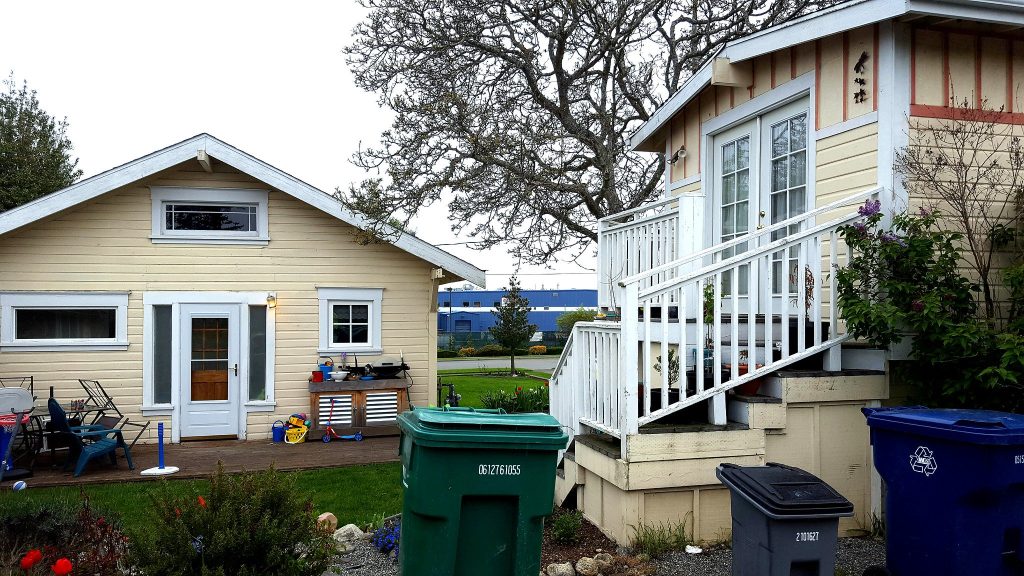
left=325, top=539, right=398, bottom=576
left=652, top=537, right=886, bottom=576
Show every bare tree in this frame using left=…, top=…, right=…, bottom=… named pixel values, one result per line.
left=896, top=97, right=1024, bottom=320
left=343, top=0, right=836, bottom=265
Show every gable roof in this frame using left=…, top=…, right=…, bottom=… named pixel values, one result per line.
left=630, top=0, right=1024, bottom=151
left=0, top=133, right=486, bottom=286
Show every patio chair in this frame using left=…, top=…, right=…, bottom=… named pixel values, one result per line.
left=0, top=376, right=33, bottom=396
left=47, top=398, right=134, bottom=477
left=78, top=379, right=150, bottom=447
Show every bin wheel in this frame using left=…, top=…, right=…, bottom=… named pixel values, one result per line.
left=355, top=432, right=363, bottom=441
left=322, top=434, right=331, bottom=443
left=863, top=566, right=891, bottom=576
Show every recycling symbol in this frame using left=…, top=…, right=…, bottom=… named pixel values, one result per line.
left=910, top=446, right=938, bottom=476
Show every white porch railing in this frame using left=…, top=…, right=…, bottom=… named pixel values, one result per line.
left=597, top=196, right=681, bottom=309
left=551, top=187, right=880, bottom=454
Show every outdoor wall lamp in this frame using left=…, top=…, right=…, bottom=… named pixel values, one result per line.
left=266, top=294, right=277, bottom=308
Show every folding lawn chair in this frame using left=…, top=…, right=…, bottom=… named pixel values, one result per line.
left=0, top=376, right=33, bottom=396
left=78, top=380, right=150, bottom=447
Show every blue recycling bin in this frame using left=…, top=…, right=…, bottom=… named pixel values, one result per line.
left=863, top=407, right=1024, bottom=576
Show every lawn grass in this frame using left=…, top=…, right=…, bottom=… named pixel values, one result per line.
left=0, top=462, right=402, bottom=538
left=437, top=370, right=549, bottom=407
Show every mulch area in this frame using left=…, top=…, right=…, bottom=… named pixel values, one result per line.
left=11, top=435, right=400, bottom=488
left=541, top=509, right=654, bottom=576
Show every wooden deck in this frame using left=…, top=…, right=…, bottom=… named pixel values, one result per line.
left=10, top=436, right=400, bottom=488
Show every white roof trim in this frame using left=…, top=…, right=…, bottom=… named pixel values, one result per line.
left=629, top=0, right=1024, bottom=151
left=0, top=134, right=486, bottom=287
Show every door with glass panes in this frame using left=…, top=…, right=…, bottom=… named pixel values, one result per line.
left=712, top=99, right=810, bottom=314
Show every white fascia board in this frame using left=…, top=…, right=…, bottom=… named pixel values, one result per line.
left=200, top=138, right=487, bottom=287
left=722, top=0, right=902, bottom=63
left=0, top=136, right=206, bottom=236
left=906, top=0, right=1024, bottom=24
left=628, top=56, right=715, bottom=152
left=0, top=133, right=486, bottom=288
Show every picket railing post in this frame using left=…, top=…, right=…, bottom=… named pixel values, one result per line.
left=620, top=283, right=640, bottom=456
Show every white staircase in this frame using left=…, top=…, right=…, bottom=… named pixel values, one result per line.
left=550, top=187, right=881, bottom=454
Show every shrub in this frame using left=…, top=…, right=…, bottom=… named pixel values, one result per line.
left=528, top=345, right=547, bottom=355
left=556, top=308, right=597, bottom=335
left=457, top=347, right=476, bottom=357
left=545, top=346, right=563, bottom=356
left=475, top=344, right=508, bottom=357
left=0, top=497, right=128, bottom=576
left=370, top=520, right=400, bottom=556
left=550, top=509, right=582, bottom=544
left=437, top=349, right=457, bottom=358
left=133, top=465, right=336, bottom=576
left=480, top=383, right=549, bottom=413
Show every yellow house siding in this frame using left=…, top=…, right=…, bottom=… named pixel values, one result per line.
left=0, top=161, right=439, bottom=441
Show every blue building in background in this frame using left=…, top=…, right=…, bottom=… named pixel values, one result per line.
left=438, top=288, right=597, bottom=335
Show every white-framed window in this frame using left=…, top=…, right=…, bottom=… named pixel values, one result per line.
left=150, top=187, right=270, bottom=244
left=318, top=288, right=383, bottom=355
left=0, top=292, right=129, bottom=351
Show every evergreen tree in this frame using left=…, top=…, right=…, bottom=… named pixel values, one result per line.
left=489, top=276, right=536, bottom=375
left=0, top=75, right=82, bottom=212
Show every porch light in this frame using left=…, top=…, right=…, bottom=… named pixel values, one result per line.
left=266, top=294, right=277, bottom=308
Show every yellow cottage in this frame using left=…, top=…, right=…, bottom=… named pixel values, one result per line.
left=0, top=134, right=484, bottom=444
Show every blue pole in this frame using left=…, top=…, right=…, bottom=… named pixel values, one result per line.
left=157, top=422, right=165, bottom=469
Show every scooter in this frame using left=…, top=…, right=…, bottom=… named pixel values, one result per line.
left=321, top=397, right=363, bottom=443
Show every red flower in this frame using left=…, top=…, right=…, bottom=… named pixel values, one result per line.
left=198, top=496, right=207, bottom=508
left=51, top=557, right=73, bottom=576
left=174, top=507, right=181, bottom=517
left=20, top=549, right=43, bottom=570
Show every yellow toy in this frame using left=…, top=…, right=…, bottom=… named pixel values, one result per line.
left=285, top=426, right=307, bottom=444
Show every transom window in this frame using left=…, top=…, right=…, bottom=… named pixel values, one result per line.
left=165, top=203, right=258, bottom=232
left=150, top=187, right=269, bottom=244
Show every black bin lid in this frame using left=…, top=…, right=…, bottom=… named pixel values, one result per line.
left=718, top=462, right=854, bottom=517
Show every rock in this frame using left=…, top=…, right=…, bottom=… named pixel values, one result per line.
left=546, top=562, right=575, bottom=576
left=332, top=523, right=365, bottom=554
left=594, top=552, right=614, bottom=572
left=317, top=512, right=338, bottom=531
left=575, top=557, right=599, bottom=576
left=685, top=544, right=703, bottom=554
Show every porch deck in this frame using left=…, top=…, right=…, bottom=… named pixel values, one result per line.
left=12, top=436, right=399, bottom=488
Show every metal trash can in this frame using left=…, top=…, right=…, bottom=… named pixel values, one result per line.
left=864, top=407, right=1024, bottom=576
left=397, top=407, right=569, bottom=576
left=717, top=462, right=854, bottom=576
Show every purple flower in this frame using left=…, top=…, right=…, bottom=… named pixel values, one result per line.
left=911, top=300, right=925, bottom=312
left=852, top=222, right=867, bottom=234
left=918, top=206, right=934, bottom=217
left=858, top=199, right=881, bottom=217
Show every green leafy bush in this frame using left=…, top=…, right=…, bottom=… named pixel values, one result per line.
left=837, top=202, right=1024, bottom=411
left=475, top=344, right=509, bottom=357
left=0, top=497, right=128, bottom=576
left=480, top=383, right=549, bottom=413
left=556, top=308, right=597, bottom=335
left=550, top=509, right=582, bottom=544
left=133, top=465, right=335, bottom=576
left=630, top=515, right=693, bottom=558
left=437, top=349, right=457, bottom=358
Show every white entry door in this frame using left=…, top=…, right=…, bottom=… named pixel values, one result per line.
left=179, top=303, right=240, bottom=438
left=712, top=99, right=811, bottom=315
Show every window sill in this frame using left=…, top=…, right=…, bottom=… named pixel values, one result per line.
left=0, top=342, right=129, bottom=352
left=318, top=347, right=383, bottom=356
left=244, top=401, right=277, bottom=412
left=150, top=236, right=269, bottom=246
left=141, top=405, right=174, bottom=416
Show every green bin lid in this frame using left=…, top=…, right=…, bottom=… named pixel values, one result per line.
left=398, top=407, right=569, bottom=449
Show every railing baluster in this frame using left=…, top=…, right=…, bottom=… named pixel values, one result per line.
left=764, top=252, right=773, bottom=373
left=679, top=286, right=687, bottom=401
left=661, top=291, right=669, bottom=407
left=797, top=240, right=807, bottom=353
left=731, top=265, right=740, bottom=383
left=714, top=272, right=723, bottom=392
left=830, top=231, right=839, bottom=339
left=643, top=301, right=652, bottom=418
left=813, top=234, right=823, bottom=347
left=696, top=277, right=706, bottom=395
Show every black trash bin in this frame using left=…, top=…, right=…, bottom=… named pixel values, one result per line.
left=717, top=462, right=854, bottom=576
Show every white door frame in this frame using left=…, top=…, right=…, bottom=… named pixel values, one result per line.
left=142, top=291, right=277, bottom=443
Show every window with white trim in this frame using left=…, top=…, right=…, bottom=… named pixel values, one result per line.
left=317, top=288, right=383, bottom=354
left=150, top=187, right=269, bottom=244
left=0, top=292, right=129, bottom=350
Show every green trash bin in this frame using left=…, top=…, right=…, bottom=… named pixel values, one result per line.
left=397, top=406, right=569, bottom=576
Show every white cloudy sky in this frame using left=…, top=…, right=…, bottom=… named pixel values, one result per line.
left=0, top=1, right=598, bottom=290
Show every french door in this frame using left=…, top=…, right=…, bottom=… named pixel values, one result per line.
left=712, top=99, right=811, bottom=314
